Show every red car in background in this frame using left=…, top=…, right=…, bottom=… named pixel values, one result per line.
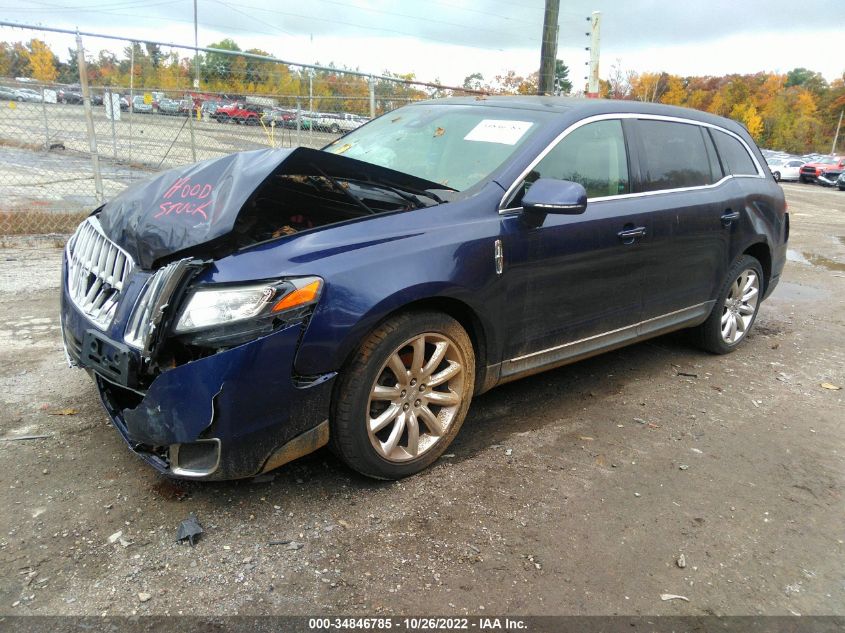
left=212, top=102, right=263, bottom=125
left=799, top=155, right=845, bottom=183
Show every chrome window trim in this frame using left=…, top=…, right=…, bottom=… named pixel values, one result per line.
left=499, top=112, right=765, bottom=214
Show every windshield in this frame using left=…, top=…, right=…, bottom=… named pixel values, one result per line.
left=323, top=104, right=551, bottom=191
left=819, top=157, right=836, bottom=164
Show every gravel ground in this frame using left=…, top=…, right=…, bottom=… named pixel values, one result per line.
left=0, top=183, right=843, bottom=616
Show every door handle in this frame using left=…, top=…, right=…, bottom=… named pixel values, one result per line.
left=617, top=226, right=647, bottom=243
left=721, top=210, right=740, bottom=226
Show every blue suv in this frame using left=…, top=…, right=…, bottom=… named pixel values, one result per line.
left=60, top=97, right=788, bottom=480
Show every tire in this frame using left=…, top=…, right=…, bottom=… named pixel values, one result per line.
left=217, top=114, right=229, bottom=124
left=693, top=255, right=764, bottom=355
left=772, top=171, right=780, bottom=182
left=330, top=123, right=340, bottom=134
left=330, top=311, right=475, bottom=479
left=799, top=175, right=808, bottom=183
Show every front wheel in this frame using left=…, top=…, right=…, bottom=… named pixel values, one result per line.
left=693, top=255, right=763, bottom=354
left=772, top=171, right=780, bottom=182
left=330, top=311, right=475, bottom=479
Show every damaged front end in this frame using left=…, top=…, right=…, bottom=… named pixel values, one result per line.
left=61, top=147, right=446, bottom=479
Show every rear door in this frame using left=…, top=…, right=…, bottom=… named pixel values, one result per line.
left=628, top=118, right=732, bottom=325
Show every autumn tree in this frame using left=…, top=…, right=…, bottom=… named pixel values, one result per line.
left=25, top=39, right=58, bottom=82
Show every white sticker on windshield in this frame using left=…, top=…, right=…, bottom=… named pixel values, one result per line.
left=464, top=119, right=533, bottom=145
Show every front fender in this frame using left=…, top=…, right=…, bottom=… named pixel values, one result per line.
left=293, top=236, right=503, bottom=376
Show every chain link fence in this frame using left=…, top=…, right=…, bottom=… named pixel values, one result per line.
left=0, top=26, right=473, bottom=236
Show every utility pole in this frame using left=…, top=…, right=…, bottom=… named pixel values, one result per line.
left=538, top=0, right=559, bottom=96
left=831, top=110, right=843, bottom=155
left=193, top=0, right=200, bottom=88
left=76, top=32, right=103, bottom=202
left=586, top=11, right=601, bottom=98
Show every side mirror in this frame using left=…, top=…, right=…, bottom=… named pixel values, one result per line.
left=521, top=178, right=588, bottom=215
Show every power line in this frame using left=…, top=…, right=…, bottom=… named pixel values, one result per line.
left=207, top=3, right=534, bottom=48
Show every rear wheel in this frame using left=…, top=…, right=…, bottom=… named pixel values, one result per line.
left=693, top=255, right=763, bottom=354
left=330, top=311, right=475, bottom=479
left=772, top=171, right=781, bottom=182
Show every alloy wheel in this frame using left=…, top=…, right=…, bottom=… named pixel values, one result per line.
left=367, top=333, right=465, bottom=462
left=721, top=268, right=760, bottom=345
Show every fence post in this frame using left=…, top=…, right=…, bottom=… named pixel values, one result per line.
left=188, top=105, right=197, bottom=162
left=129, top=43, right=134, bottom=173
left=369, top=76, right=376, bottom=119
left=296, top=98, right=301, bottom=148
left=40, top=86, right=50, bottom=149
left=106, top=89, right=118, bottom=161
left=76, top=32, right=103, bottom=203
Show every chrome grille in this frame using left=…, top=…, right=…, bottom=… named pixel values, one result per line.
left=124, top=258, right=194, bottom=354
left=66, top=216, right=134, bottom=330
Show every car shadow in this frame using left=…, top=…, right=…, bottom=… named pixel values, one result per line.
left=167, top=329, right=715, bottom=505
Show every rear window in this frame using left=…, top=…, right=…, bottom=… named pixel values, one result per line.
left=711, top=130, right=759, bottom=176
left=637, top=120, right=715, bottom=191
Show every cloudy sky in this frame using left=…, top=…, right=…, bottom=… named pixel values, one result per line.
left=1, top=0, right=842, bottom=87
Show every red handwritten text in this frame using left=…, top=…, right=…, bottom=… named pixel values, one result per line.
left=154, top=177, right=214, bottom=220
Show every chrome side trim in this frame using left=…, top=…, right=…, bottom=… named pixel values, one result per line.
left=502, top=301, right=712, bottom=377
left=499, top=112, right=765, bottom=214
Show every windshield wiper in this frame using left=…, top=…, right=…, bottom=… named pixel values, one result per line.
left=366, top=180, right=448, bottom=205
left=344, top=179, right=430, bottom=209
left=310, top=163, right=375, bottom=215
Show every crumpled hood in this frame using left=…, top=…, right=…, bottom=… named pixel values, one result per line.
left=98, top=146, right=448, bottom=269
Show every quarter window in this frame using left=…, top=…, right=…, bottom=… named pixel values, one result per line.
left=637, top=120, right=715, bottom=191
left=711, top=129, right=758, bottom=176
left=510, top=119, right=629, bottom=206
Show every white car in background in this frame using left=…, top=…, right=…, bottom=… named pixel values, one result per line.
left=767, top=158, right=805, bottom=182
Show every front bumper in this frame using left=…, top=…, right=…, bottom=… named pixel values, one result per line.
left=61, top=255, right=335, bottom=480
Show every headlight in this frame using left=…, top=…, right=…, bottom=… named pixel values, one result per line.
left=173, top=276, right=322, bottom=345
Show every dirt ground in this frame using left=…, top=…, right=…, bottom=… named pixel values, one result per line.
left=0, top=183, right=843, bottom=617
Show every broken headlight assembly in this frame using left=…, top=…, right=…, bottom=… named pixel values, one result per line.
left=171, top=276, right=323, bottom=347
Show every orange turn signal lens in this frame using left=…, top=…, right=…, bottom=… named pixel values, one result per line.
left=272, top=280, right=322, bottom=313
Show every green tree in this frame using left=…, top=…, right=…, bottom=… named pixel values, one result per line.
left=554, top=59, right=572, bottom=94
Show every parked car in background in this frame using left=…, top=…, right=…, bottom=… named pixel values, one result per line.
left=13, top=88, right=43, bottom=102
left=157, top=98, right=182, bottom=115
left=120, top=96, right=130, bottom=111
left=315, top=112, right=368, bottom=134
left=178, top=99, right=196, bottom=116
left=260, top=108, right=291, bottom=127
left=201, top=100, right=225, bottom=116
left=799, top=155, right=845, bottom=183
left=59, top=97, right=786, bottom=481
left=131, top=96, right=153, bottom=114
left=817, top=166, right=844, bottom=187
left=0, top=86, right=18, bottom=101
left=766, top=157, right=805, bottom=182
left=836, top=172, right=845, bottom=191
left=212, top=102, right=263, bottom=125
left=57, top=87, right=84, bottom=104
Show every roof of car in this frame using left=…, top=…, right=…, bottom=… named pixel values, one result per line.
left=413, top=95, right=747, bottom=135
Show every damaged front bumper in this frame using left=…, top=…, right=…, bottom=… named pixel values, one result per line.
left=61, top=250, right=335, bottom=480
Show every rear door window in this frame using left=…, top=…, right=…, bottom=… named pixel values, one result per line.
left=710, top=129, right=759, bottom=176
left=636, top=120, right=715, bottom=191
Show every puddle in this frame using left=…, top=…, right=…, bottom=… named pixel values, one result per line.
left=787, top=249, right=845, bottom=272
